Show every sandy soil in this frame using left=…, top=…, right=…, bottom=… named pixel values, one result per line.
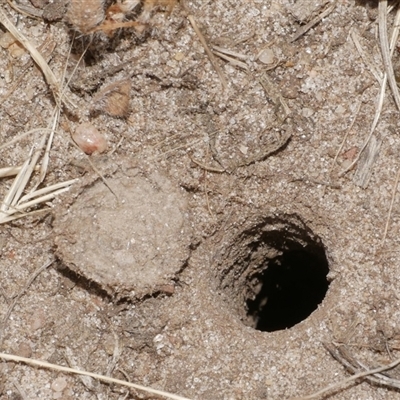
left=2, top=0, right=400, bottom=399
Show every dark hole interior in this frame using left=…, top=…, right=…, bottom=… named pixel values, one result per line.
left=247, top=248, right=330, bottom=332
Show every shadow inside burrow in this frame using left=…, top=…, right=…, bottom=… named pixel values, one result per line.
left=247, top=247, right=330, bottom=332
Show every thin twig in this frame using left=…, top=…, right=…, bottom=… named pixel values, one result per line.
left=338, top=345, right=400, bottom=389
left=330, top=343, right=400, bottom=389
left=190, top=157, right=225, bottom=173
left=84, top=155, right=118, bottom=199
left=0, top=352, right=193, bottom=400
left=187, top=14, right=228, bottom=90
left=290, top=3, right=335, bottom=43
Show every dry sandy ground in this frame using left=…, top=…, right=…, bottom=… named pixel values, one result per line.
left=2, top=0, right=400, bottom=399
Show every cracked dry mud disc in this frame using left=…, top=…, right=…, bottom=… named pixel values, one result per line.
left=54, top=172, right=191, bottom=299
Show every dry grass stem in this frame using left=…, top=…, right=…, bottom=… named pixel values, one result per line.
left=109, top=137, right=124, bottom=156
left=378, top=0, right=400, bottom=112
left=212, top=45, right=249, bottom=61
left=0, top=173, right=78, bottom=224
left=212, top=49, right=249, bottom=71
left=187, top=14, right=228, bottom=90
left=353, top=134, right=382, bottom=188
left=0, top=20, right=88, bottom=225
left=0, top=165, right=39, bottom=178
left=37, top=109, right=60, bottom=186
left=0, top=352, right=193, bottom=400
left=18, top=178, right=79, bottom=204
left=6, top=0, right=42, bottom=19
left=339, top=82, right=386, bottom=177
left=340, top=5, right=400, bottom=178
left=5, top=136, right=46, bottom=207
left=0, top=105, right=77, bottom=224
left=0, top=155, right=32, bottom=217
left=351, top=28, right=382, bottom=85
left=0, top=8, right=72, bottom=107
left=0, top=128, right=54, bottom=151
left=60, top=34, right=92, bottom=102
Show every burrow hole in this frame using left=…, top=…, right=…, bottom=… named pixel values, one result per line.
left=217, top=215, right=330, bottom=332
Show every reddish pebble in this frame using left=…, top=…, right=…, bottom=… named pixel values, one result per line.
left=72, top=122, right=108, bottom=155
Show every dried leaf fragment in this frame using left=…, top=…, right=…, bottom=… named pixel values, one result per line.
left=92, top=79, right=131, bottom=117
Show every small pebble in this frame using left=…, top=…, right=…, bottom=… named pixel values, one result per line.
left=258, top=48, right=275, bottom=65
left=174, top=51, right=185, bottom=61
left=239, top=145, right=248, bottom=155
left=51, top=376, right=67, bottom=392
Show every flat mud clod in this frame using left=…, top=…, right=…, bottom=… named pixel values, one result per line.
left=54, top=171, right=191, bottom=299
